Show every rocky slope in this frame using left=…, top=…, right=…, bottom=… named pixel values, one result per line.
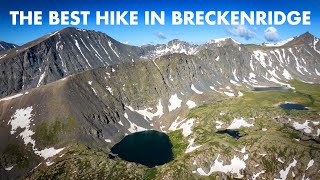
left=1, top=28, right=319, bottom=100
left=0, top=28, right=319, bottom=179
left=0, top=27, right=143, bottom=98
left=0, top=41, right=17, bottom=53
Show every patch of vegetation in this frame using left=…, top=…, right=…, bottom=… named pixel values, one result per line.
left=167, top=130, right=188, bottom=158
left=262, top=158, right=278, bottom=173
left=3, top=144, right=29, bottom=169
left=278, top=125, right=300, bottom=140
left=143, top=168, right=158, bottom=180
left=34, top=117, right=77, bottom=147
left=290, top=80, right=320, bottom=109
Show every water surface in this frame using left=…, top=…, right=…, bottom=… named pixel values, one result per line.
left=280, top=103, right=308, bottom=110
left=111, top=130, right=173, bottom=167
left=216, top=129, right=242, bottom=139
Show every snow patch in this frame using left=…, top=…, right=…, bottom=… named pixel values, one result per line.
left=105, top=139, right=112, bottom=143
left=275, top=159, right=297, bottom=180
left=8, top=107, right=35, bottom=146
left=0, top=93, right=24, bottom=102
left=196, top=154, right=247, bottom=178
left=277, top=158, right=284, bottom=163
left=253, top=50, right=268, bottom=68
left=232, top=69, right=239, bottom=81
left=168, top=116, right=182, bottom=131
left=282, top=69, right=292, bottom=80
left=91, top=87, right=98, bottom=96
left=8, top=107, right=65, bottom=159
left=123, top=110, right=148, bottom=133
left=106, top=86, right=113, bottom=95
left=186, top=100, right=197, bottom=109
left=228, top=117, right=254, bottom=129
left=75, top=39, right=91, bottom=67
left=179, top=118, right=195, bottom=137
left=108, top=41, right=120, bottom=58
left=169, top=118, right=195, bottom=137
left=35, top=147, right=65, bottom=160
left=5, top=166, right=14, bottom=171
left=224, top=92, right=235, bottom=97
left=249, top=72, right=256, bottom=79
left=315, top=68, right=320, bottom=76
left=293, top=120, right=313, bottom=134
left=239, top=147, right=246, bottom=154
left=168, top=94, right=182, bottom=112
left=134, top=99, right=164, bottom=120
left=46, top=161, right=54, bottom=166
left=0, top=54, right=7, bottom=59
left=37, top=72, right=46, bottom=87
left=191, top=84, right=203, bottom=94
left=252, top=170, right=265, bottom=180
left=215, top=120, right=224, bottom=129
left=185, top=138, right=202, bottom=153
left=306, top=159, right=314, bottom=170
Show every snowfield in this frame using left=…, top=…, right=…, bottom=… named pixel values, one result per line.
left=185, top=138, right=202, bottom=153
left=8, top=106, right=65, bottom=160
left=191, top=84, right=203, bottom=94
left=169, top=118, right=195, bottom=137
left=227, top=117, right=254, bottom=129
left=186, top=100, right=197, bottom=109
left=35, top=147, right=65, bottom=160
left=168, top=94, right=182, bottom=112
left=8, top=106, right=35, bottom=146
left=196, top=154, right=248, bottom=178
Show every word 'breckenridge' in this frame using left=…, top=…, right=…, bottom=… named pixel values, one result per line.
left=172, top=11, right=311, bottom=25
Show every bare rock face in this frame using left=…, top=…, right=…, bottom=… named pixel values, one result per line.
left=0, top=27, right=142, bottom=98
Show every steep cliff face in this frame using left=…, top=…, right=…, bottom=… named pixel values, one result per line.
left=0, top=28, right=320, bottom=180
left=0, top=27, right=143, bottom=98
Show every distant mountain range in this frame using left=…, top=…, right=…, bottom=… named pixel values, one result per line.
left=0, top=41, right=17, bottom=53
left=0, top=28, right=319, bottom=99
left=0, top=27, right=319, bottom=180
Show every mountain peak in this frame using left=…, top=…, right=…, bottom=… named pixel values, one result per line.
left=285, top=31, right=318, bottom=46
left=167, top=39, right=190, bottom=46
left=299, top=31, right=314, bottom=39
left=57, top=27, right=87, bottom=34
left=207, top=38, right=241, bottom=45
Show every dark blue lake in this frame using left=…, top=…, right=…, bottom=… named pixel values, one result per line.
left=216, top=129, right=242, bottom=139
left=111, top=130, right=173, bottom=167
left=280, top=103, right=308, bottom=110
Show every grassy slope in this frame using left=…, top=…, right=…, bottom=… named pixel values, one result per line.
left=159, top=80, right=320, bottom=179
left=29, top=81, right=320, bottom=179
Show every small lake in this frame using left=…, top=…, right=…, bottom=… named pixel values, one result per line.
left=280, top=103, right=308, bottom=110
left=111, top=130, right=173, bottom=167
left=252, top=87, right=291, bottom=92
left=216, top=129, right=242, bottom=139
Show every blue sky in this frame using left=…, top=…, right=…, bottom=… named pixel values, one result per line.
left=0, top=0, right=319, bottom=46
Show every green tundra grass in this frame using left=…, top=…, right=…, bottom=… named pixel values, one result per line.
left=29, top=80, right=320, bottom=179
